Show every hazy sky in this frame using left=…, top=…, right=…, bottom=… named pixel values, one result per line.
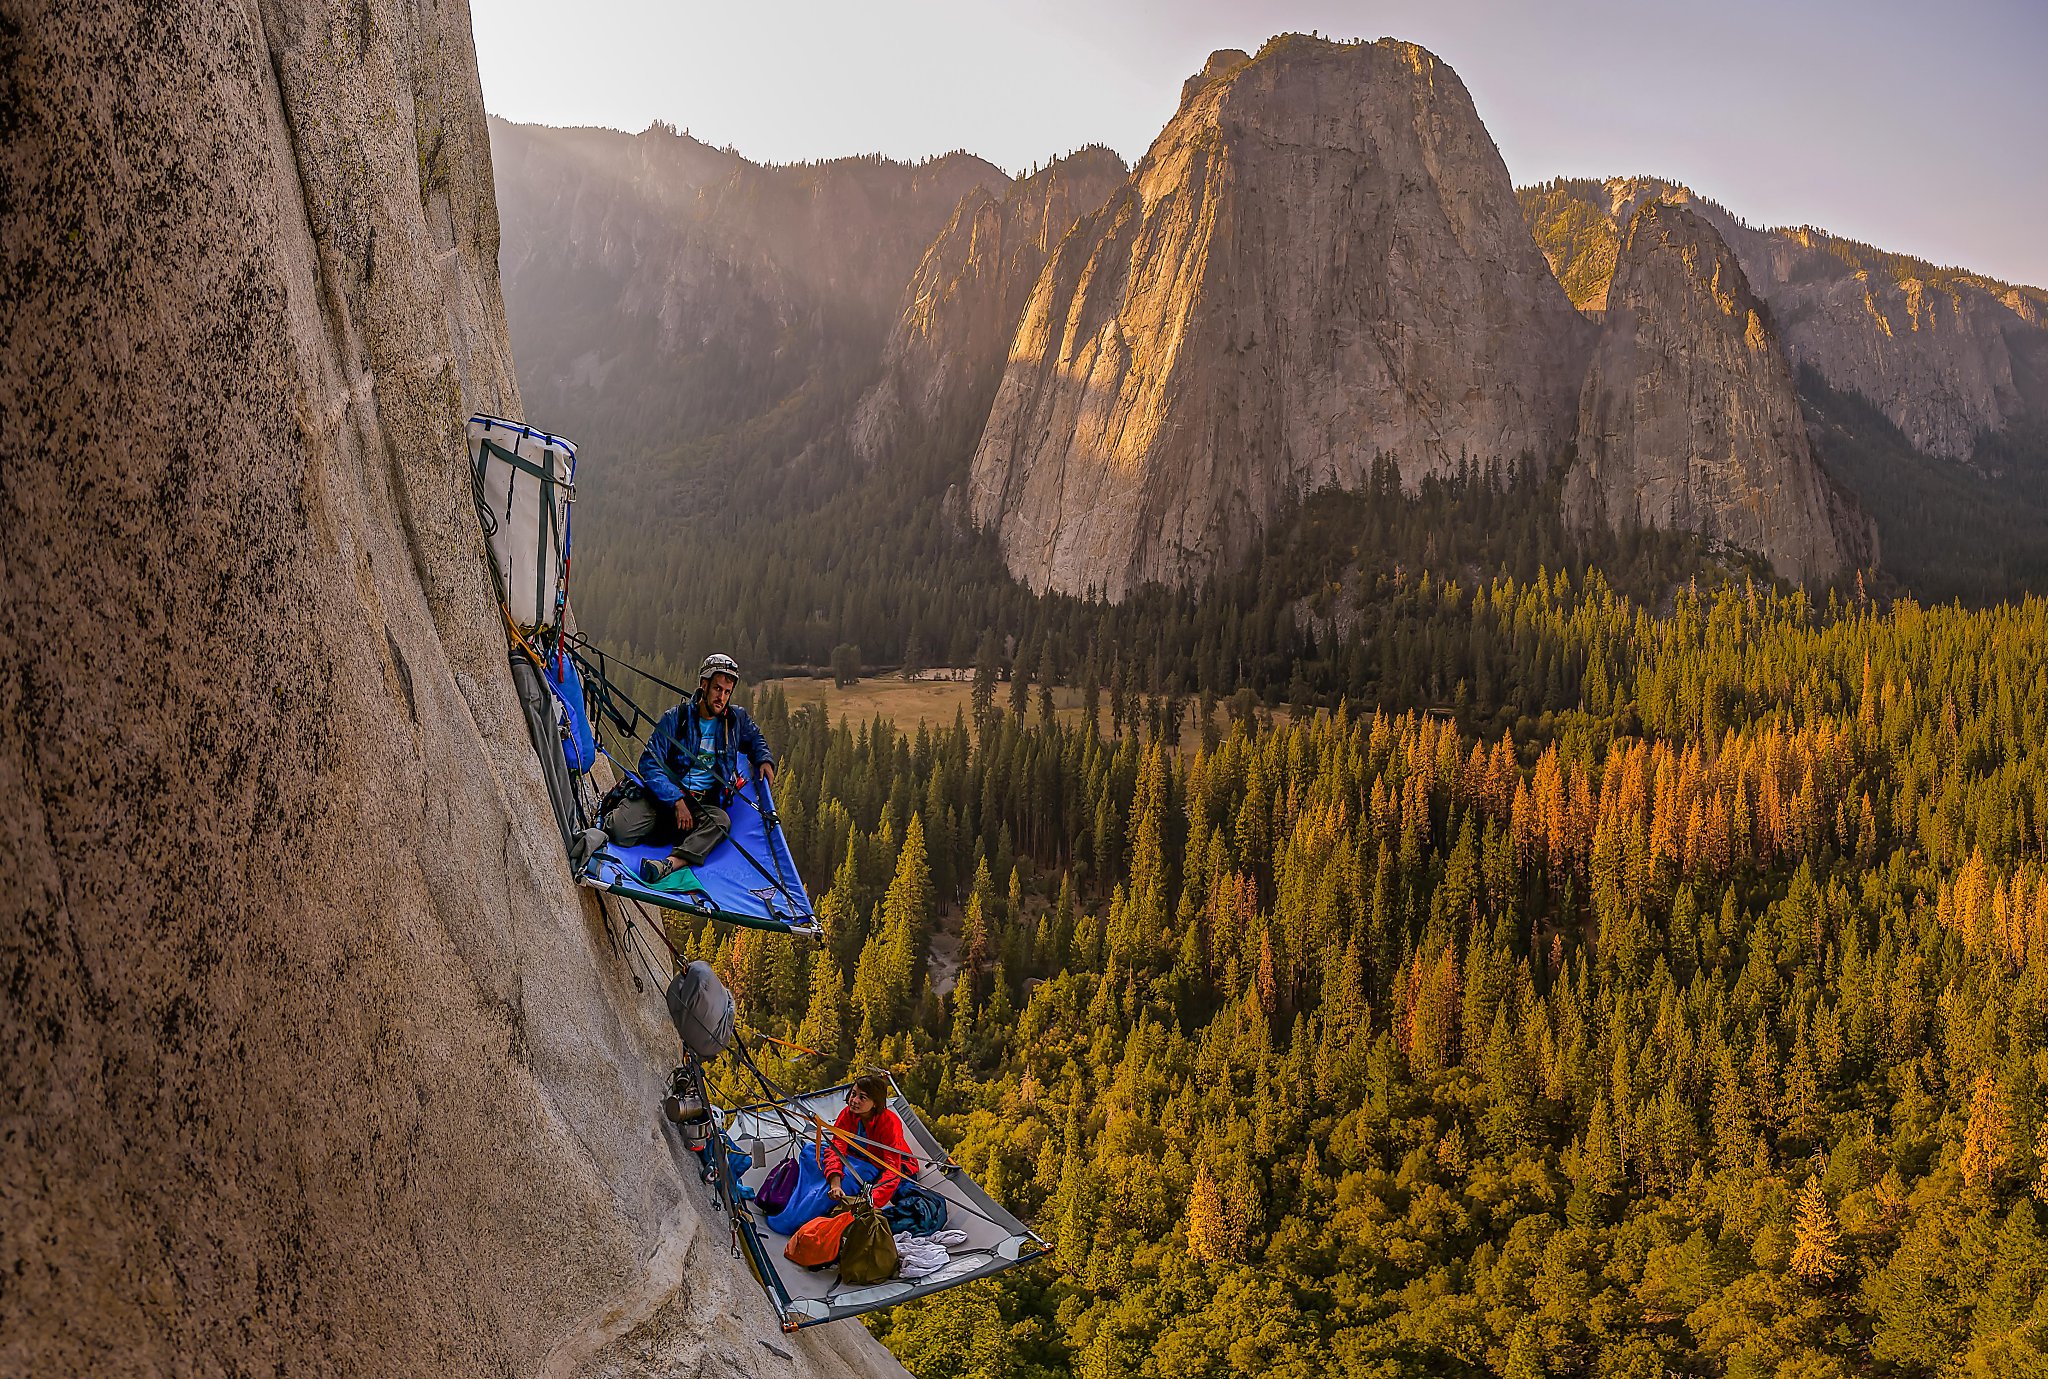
left=474, top=0, right=2048, bottom=288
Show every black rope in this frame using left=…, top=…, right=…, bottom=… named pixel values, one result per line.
left=571, top=643, right=659, bottom=741
left=594, top=890, right=626, bottom=959
left=724, top=1047, right=1010, bottom=1232
left=730, top=1050, right=956, bottom=1174
left=468, top=440, right=510, bottom=612
left=630, top=895, right=689, bottom=969
left=753, top=778, right=795, bottom=908
left=719, top=830, right=800, bottom=915
left=595, top=893, right=644, bottom=993
left=624, top=906, right=680, bottom=988
left=726, top=1044, right=826, bottom=1162
left=562, top=631, right=696, bottom=705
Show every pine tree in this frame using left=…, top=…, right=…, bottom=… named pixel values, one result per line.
left=818, top=823, right=866, bottom=972
left=797, top=951, right=847, bottom=1075
left=1791, top=1175, right=1847, bottom=1285
left=1711, top=1050, right=1754, bottom=1170
left=1504, top=1320, right=1547, bottom=1379
left=948, top=980, right=976, bottom=1067
left=883, top=814, right=935, bottom=955
left=1783, top=1023, right=1822, bottom=1144
left=1976, top=1200, right=2048, bottom=1341
left=1009, top=641, right=1033, bottom=718
left=961, top=856, right=994, bottom=994
left=971, top=631, right=999, bottom=734
left=1055, top=1100, right=1093, bottom=1274
left=1582, top=1094, right=1623, bottom=1195
left=849, top=923, right=892, bottom=1043
left=1185, top=1165, right=1230, bottom=1262
left=1964, top=1072, right=2013, bottom=1191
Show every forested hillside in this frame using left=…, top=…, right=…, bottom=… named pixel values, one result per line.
left=585, top=453, right=1729, bottom=721
left=1800, top=368, right=2048, bottom=603
left=649, top=572, right=2048, bottom=1379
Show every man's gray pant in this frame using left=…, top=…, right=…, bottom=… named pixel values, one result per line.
left=605, top=791, right=730, bottom=869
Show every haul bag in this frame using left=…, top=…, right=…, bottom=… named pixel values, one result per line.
left=511, top=653, right=578, bottom=849
left=665, top=961, right=736, bottom=1059
left=468, top=415, right=575, bottom=632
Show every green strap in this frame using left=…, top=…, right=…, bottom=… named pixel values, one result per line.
left=481, top=438, right=557, bottom=483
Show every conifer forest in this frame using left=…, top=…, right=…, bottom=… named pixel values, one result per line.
left=619, top=506, right=2048, bottom=1377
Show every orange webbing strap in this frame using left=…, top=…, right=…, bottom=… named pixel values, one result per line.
left=749, top=1029, right=824, bottom=1059
left=805, top=1109, right=960, bottom=1176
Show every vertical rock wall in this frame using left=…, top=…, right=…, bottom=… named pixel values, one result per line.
left=1520, top=176, right=2048, bottom=463
left=967, top=37, right=1594, bottom=599
left=849, top=147, right=1129, bottom=465
left=1567, top=203, right=1848, bottom=583
left=0, top=4, right=903, bottom=1377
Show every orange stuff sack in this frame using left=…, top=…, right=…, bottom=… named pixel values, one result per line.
left=784, top=1210, right=854, bottom=1269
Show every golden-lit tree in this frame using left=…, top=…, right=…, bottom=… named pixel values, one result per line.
left=1184, top=1166, right=1230, bottom=1263
left=1963, top=1073, right=2014, bottom=1191
left=1791, top=1177, right=1847, bottom=1285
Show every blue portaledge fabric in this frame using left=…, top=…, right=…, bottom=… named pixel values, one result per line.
left=580, top=780, right=818, bottom=937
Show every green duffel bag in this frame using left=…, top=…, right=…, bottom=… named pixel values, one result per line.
left=836, top=1195, right=899, bottom=1286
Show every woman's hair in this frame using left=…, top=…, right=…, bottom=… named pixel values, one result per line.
left=850, top=1073, right=891, bottom=1110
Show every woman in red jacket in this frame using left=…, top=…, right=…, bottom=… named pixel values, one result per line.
left=822, top=1073, right=915, bottom=1207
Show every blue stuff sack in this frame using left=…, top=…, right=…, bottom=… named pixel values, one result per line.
left=764, top=1139, right=876, bottom=1237
left=545, top=653, right=596, bottom=773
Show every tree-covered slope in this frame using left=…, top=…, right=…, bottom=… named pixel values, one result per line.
left=692, top=578, right=2048, bottom=1379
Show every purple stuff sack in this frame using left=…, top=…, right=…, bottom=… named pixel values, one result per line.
left=757, top=1157, right=801, bottom=1215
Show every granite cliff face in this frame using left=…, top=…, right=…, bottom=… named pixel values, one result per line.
left=1, top=5, right=902, bottom=1377
left=850, top=147, right=1128, bottom=464
left=1733, top=224, right=2048, bottom=462
left=1522, top=177, right=2048, bottom=461
left=967, top=38, right=1595, bottom=598
left=1567, top=204, right=1851, bottom=583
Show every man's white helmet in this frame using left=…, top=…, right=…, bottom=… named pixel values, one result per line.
left=699, top=652, right=740, bottom=684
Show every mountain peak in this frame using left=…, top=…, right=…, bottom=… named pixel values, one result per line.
left=849, top=142, right=1128, bottom=465
left=1180, top=48, right=1251, bottom=105
left=969, top=37, right=1591, bottom=598
left=1522, top=175, right=2048, bottom=460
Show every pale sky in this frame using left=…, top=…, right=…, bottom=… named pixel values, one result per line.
left=473, top=0, right=2048, bottom=289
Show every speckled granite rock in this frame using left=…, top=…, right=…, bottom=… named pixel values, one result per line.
left=0, top=5, right=903, bottom=1377
left=967, top=36, right=1594, bottom=598
left=850, top=147, right=1128, bottom=464
left=1567, top=203, right=1849, bottom=583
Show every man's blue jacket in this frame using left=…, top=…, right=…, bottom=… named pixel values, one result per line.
left=638, top=697, right=774, bottom=807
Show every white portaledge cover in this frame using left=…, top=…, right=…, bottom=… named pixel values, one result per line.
left=467, top=415, right=575, bottom=632
left=720, top=1078, right=1050, bottom=1329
